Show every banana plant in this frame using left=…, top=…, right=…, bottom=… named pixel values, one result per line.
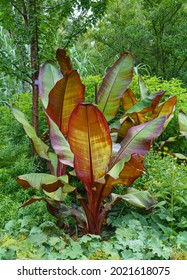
left=111, top=76, right=177, bottom=142
left=12, top=49, right=170, bottom=235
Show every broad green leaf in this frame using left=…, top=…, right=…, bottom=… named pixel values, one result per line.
left=112, top=188, right=156, bottom=210
left=56, top=48, right=72, bottom=74
left=17, top=173, right=69, bottom=192
left=109, top=115, right=167, bottom=170
left=178, top=110, right=187, bottom=139
left=43, top=188, right=67, bottom=201
left=38, top=60, right=63, bottom=108
left=47, top=115, right=74, bottom=167
left=12, top=107, right=49, bottom=160
left=46, top=70, right=85, bottom=136
left=96, top=52, right=134, bottom=121
left=173, top=153, right=187, bottom=160
left=68, top=103, right=112, bottom=187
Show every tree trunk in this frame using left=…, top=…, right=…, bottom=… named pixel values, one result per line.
left=29, top=0, right=39, bottom=134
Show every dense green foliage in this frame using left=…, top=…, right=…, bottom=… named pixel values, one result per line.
left=0, top=74, right=187, bottom=259
left=74, top=0, right=187, bottom=83
left=0, top=0, right=187, bottom=259
left=0, top=0, right=108, bottom=95
left=0, top=152, right=187, bottom=260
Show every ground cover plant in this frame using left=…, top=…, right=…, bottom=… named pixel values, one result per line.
left=11, top=49, right=177, bottom=236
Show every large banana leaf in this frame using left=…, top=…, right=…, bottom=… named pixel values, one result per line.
left=111, top=188, right=156, bottom=210
left=56, top=48, right=72, bottom=74
left=68, top=103, right=112, bottom=188
left=17, top=173, right=74, bottom=193
left=47, top=115, right=74, bottom=167
left=46, top=70, right=85, bottom=136
left=38, top=60, right=63, bottom=108
left=178, top=110, right=187, bottom=139
left=99, top=187, right=156, bottom=226
left=109, top=115, right=167, bottom=172
left=124, top=90, right=166, bottom=115
left=96, top=52, right=134, bottom=121
left=12, top=107, right=49, bottom=160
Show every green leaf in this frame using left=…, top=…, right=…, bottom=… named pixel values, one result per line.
left=138, top=74, right=150, bottom=99
left=12, top=107, right=49, bottom=160
left=111, top=188, right=156, bottom=210
left=28, top=227, right=48, bottom=245
left=178, top=110, right=187, bottom=139
left=47, top=151, right=58, bottom=176
left=47, top=115, right=74, bottom=167
left=96, top=52, right=134, bottom=121
left=38, top=60, right=63, bottom=108
left=17, top=173, right=69, bottom=192
left=125, top=91, right=165, bottom=115
left=43, top=188, right=67, bottom=201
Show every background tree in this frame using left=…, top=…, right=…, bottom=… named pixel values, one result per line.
left=74, top=0, right=187, bottom=82
left=0, top=0, right=107, bottom=132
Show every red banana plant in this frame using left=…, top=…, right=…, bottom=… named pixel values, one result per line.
left=12, top=49, right=172, bottom=235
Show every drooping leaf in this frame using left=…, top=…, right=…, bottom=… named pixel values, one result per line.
left=173, top=153, right=187, bottom=160
left=96, top=52, right=134, bottom=121
left=56, top=48, right=72, bottom=74
left=68, top=103, right=112, bottom=188
left=46, top=70, right=85, bottom=136
left=12, top=107, right=49, bottom=160
left=43, top=183, right=75, bottom=201
left=17, top=173, right=69, bottom=192
left=38, top=60, right=63, bottom=108
left=47, top=115, right=74, bottom=167
left=109, top=115, right=167, bottom=170
left=20, top=197, right=47, bottom=208
left=111, top=188, right=156, bottom=210
left=178, top=110, right=187, bottom=139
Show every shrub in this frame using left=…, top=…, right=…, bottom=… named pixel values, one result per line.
left=12, top=49, right=174, bottom=236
